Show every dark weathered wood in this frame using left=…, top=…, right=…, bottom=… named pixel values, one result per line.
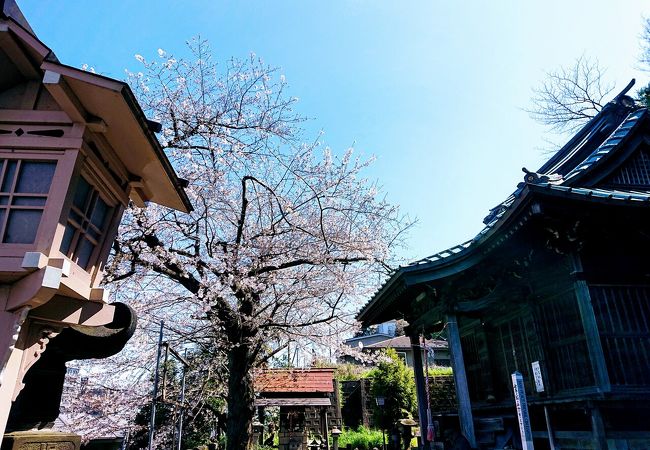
left=590, top=406, right=608, bottom=450
left=571, top=253, right=611, bottom=393
left=409, top=333, right=431, bottom=450
left=446, top=314, right=477, bottom=448
left=544, top=406, right=557, bottom=450
left=590, top=284, right=650, bottom=386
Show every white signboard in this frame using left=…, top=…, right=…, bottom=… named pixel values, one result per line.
left=512, top=371, right=534, bottom=450
left=531, top=361, right=544, bottom=393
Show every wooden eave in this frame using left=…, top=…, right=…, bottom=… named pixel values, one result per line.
left=358, top=187, right=538, bottom=326
left=0, top=16, right=51, bottom=67
left=0, top=10, right=192, bottom=212
left=40, top=61, right=192, bottom=213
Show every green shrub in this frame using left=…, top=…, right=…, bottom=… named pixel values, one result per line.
left=426, top=366, right=452, bottom=376
left=370, top=349, right=417, bottom=428
left=338, top=426, right=384, bottom=450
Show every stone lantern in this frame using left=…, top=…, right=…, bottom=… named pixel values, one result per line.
left=330, top=427, right=342, bottom=450
left=253, top=420, right=265, bottom=445
left=0, top=0, right=192, bottom=444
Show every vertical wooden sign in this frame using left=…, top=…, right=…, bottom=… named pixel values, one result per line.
left=512, top=371, right=534, bottom=450
left=531, top=361, right=544, bottom=393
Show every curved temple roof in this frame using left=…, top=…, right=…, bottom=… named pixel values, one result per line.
left=358, top=82, right=649, bottom=324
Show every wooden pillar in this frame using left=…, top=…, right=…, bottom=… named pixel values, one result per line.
left=543, top=406, right=557, bottom=450
left=360, top=378, right=370, bottom=427
left=409, top=333, right=431, bottom=450
left=323, top=408, right=330, bottom=450
left=571, top=253, right=611, bottom=392
left=590, top=405, right=608, bottom=450
left=446, top=313, right=477, bottom=449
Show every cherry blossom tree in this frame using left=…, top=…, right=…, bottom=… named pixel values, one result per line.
left=105, top=39, right=412, bottom=450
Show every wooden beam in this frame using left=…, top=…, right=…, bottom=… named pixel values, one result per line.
left=571, top=252, right=611, bottom=393
left=42, top=70, right=87, bottom=123
left=409, top=333, right=431, bottom=450
left=408, top=301, right=445, bottom=332
left=86, top=116, right=107, bottom=133
left=0, top=110, right=71, bottom=124
left=446, top=313, right=477, bottom=448
left=590, top=406, right=608, bottom=450
left=0, top=24, right=39, bottom=78
left=6, top=266, right=61, bottom=310
left=29, top=295, right=115, bottom=327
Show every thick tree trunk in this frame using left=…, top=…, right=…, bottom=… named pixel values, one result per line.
left=226, top=342, right=256, bottom=450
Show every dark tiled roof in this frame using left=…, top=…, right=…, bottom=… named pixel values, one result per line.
left=345, top=333, right=393, bottom=342
left=364, top=335, right=447, bottom=350
left=255, top=368, right=334, bottom=394
left=532, top=184, right=650, bottom=202
left=564, top=109, right=647, bottom=182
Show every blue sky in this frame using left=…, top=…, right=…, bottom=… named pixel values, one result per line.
left=20, top=1, right=650, bottom=261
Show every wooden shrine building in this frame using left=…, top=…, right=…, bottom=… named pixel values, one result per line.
left=357, top=82, right=650, bottom=450
left=255, top=369, right=342, bottom=450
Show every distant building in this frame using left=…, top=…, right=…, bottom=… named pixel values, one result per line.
left=342, top=321, right=450, bottom=367
left=365, top=335, right=449, bottom=367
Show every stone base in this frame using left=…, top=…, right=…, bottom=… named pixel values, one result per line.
left=1, top=431, right=81, bottom=450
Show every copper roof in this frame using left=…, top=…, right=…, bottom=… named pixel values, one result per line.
left=255, top=368, right=334, bottom=394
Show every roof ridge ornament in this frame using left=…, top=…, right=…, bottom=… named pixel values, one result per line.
left=613, top=79, right=635, bottom=103
left=522, top=168, right=563, bottom=185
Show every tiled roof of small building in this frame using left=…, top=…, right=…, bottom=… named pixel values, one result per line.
left=255, top=368, right=334, bottom=394
left=365, top=335, right=447, bottom=350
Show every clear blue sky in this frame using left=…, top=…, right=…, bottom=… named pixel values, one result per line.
left=20, top=1, right=650, bottom=261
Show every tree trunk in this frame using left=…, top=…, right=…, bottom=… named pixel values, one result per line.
left=226, top=342, right=255, bottom=450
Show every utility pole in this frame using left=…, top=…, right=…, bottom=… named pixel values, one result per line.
left=148, top=321, right=165, bottom=450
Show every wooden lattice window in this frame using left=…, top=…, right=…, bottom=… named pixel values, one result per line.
left=489, top=313, right=542, bottom=399
left=536, top=290, right=594, bottom=392
left=59, top=176, right=113, bottom=269
left=0, top=159, right=57, bottom=244
left=590, top=284, right=650, bottom=386
left=461, top=332, right=484, bottom=401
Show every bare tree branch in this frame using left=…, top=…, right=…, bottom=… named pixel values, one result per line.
left=526, top=56, right=615, bottom=133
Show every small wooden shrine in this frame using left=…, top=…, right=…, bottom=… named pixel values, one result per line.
left=255, top=369, right=342, bottom=450
left=358, top=82, right=650, bottom=449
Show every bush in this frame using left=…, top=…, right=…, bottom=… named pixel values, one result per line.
left=338, top=426, right=384, bottom=450
left=370, top=349, right=417, bottom=428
